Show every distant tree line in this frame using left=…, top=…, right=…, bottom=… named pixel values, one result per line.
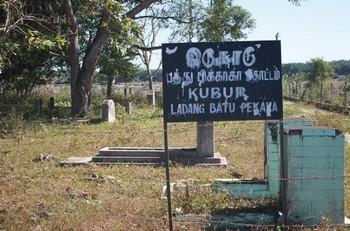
left=131, top=59, right=350, bottom=83
left=283, top=59, right=350, bottom=77
left=283, top=58, right=349, bottom=107
left=135, top=69, right=162, bottom=82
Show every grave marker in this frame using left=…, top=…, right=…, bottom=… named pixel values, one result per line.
left=49, top=97, right=55, bottom=110
left=196, top=121, right=214, bottom=157
left=147, top=91, right=156, bottom=106
left=125, top=102, right=132, bottom=114
left=34, top=98, right=42, bottom=114
left=102, top=100, right=116, bottom=123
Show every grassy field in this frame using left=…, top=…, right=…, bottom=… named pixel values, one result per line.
left=0, top=101, right=349, bottom=230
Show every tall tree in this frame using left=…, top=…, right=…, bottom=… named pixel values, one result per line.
left=1, top=0, right=158, bottom=116
left=199, top=0, right=255, bottom=42
left=98, top=39, right=139, bottom=99
left=0, top=1, right=65, bottom=96
left=136, top=7, right=163, bottom=91
left=307, top=58, right=334, bottom=103
left=168, top=0, right=255, bottom=43
left=1, top=0, right=301, bottom=115
left=64, top=0, right=157, bottom=116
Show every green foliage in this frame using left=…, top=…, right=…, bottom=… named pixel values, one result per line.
left=97, top=22, right=141, bottom=84
left=168, top=0, right=255, bottom=42
left=283, top=62, right=310, bottom=76
left=283, top=60, right=350, bottom=77
left=0, top=0, right=142, bottom=98
left=109, top=91, right=151, bottom=109
left=307, top=58, right=334, bottom=84
left=0, top=1, right=66, bottom=96
left=0, top=106, right=26, bottom=138
left=0, top=38, right=63, bottom=96
left=165, top=0, right=206, bottom=42
left=331, top=60, right=350, bottom=75
left=199, top=0, right=255, bottom=42
left=135, top=69, right=162, bottom=82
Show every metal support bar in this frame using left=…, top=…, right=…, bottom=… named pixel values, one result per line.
left=279, top=120, right=287, bottom=225
left=163, top=121, right=173, bottom=231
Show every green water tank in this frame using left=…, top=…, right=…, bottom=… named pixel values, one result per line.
left=284, top=126, right=344, bottom=225
left=264, top=118, right=313, bottom=196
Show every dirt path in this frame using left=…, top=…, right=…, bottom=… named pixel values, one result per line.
left=285, top=101, right=349, bottom=145
left=285, top=100, right=327, bottom=116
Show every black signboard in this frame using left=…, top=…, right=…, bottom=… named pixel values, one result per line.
left=162, top=41, right=282, bottom=123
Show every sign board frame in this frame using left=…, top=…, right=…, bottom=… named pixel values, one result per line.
left=162, top=40, right=283, bottom=123
left=161, top=40, right=283, bottom=231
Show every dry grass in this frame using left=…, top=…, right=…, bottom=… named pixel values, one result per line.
left=0, top=101, right=349, bottom=230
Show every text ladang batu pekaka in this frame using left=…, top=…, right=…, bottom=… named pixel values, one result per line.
left=162, top=41, right=282, bottom=122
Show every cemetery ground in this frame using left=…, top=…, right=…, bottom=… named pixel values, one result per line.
left=0, top=96, right=349, bottom=230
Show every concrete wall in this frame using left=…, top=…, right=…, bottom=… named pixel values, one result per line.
left=284, top=126, right=344, bottom=225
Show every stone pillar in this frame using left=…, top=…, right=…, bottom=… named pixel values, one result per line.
left=124, top=87, right=127, bottom=97
left=155, top=90, right=160, bottom=100
left=49, top=97, right=55, bottom=110
left=147, top=91, right=155, bottom=106
left=125, top=102, right=132, bottom=114
left=330, top=83, right=333, bottom=103
left=34, top=98, right=42, bottom=114
left=102, top=100, right=116, bottom=123
left=196, top=121, right=214, bottom=157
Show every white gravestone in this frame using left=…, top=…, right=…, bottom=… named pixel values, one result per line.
left=197, top=121, right=214, bottom=157
left=147, top=91, right=156, bottom=106
left=102, top=100, right=116, bottom=123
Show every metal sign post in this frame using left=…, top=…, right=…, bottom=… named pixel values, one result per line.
left=161, top=41, right=283, bottom=230
left=279, top=119, right=287, bottom=225
left=163, top=120, right=173, bottom=231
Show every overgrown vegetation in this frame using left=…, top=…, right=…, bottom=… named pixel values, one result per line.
left=0, top=91, right=349, bottom=230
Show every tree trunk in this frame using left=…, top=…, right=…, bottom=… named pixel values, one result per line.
left=65, top=0, right=109, bottom=116
left=64, top=0, right=81, bottom=116
left=344, top=77, right=348, bottom=107
left=320, top=81, right=323, bottom=103
left=65, top=0, right=158, bottom=116
left=107, top=78, right=113, bottom=99
left=147, top=67, right=154, bottom=91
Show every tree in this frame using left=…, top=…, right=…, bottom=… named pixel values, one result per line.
left=0, top=42, right=62, bottom=97
left=307, top=58, right=334, bottom=103
left=168, top=0, right=255, bottom=42
left=198, top=0, right=255, bottom=42
left=64, top=0, right=158, bottom=116
left=98, top=40, right=139, bottom=99
left=0, top=0, right=301, bottom=116
left=167, top=0, right=205, bottom=42
left=134, top=0, right=201, bottom=90
left=331, top=60, right=350, bottom=76
left=1, top=0, right=158, bottom=116
left=0, top=1, right=65, bottom=96
left=136, top=7, right=163, bottom=91
left=282, top=62, right=310, bottom=76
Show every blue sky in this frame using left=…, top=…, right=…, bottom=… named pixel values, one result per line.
left=146, top=0, right=350, bottom=68
left=234, top=0, right=350, bottom=63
